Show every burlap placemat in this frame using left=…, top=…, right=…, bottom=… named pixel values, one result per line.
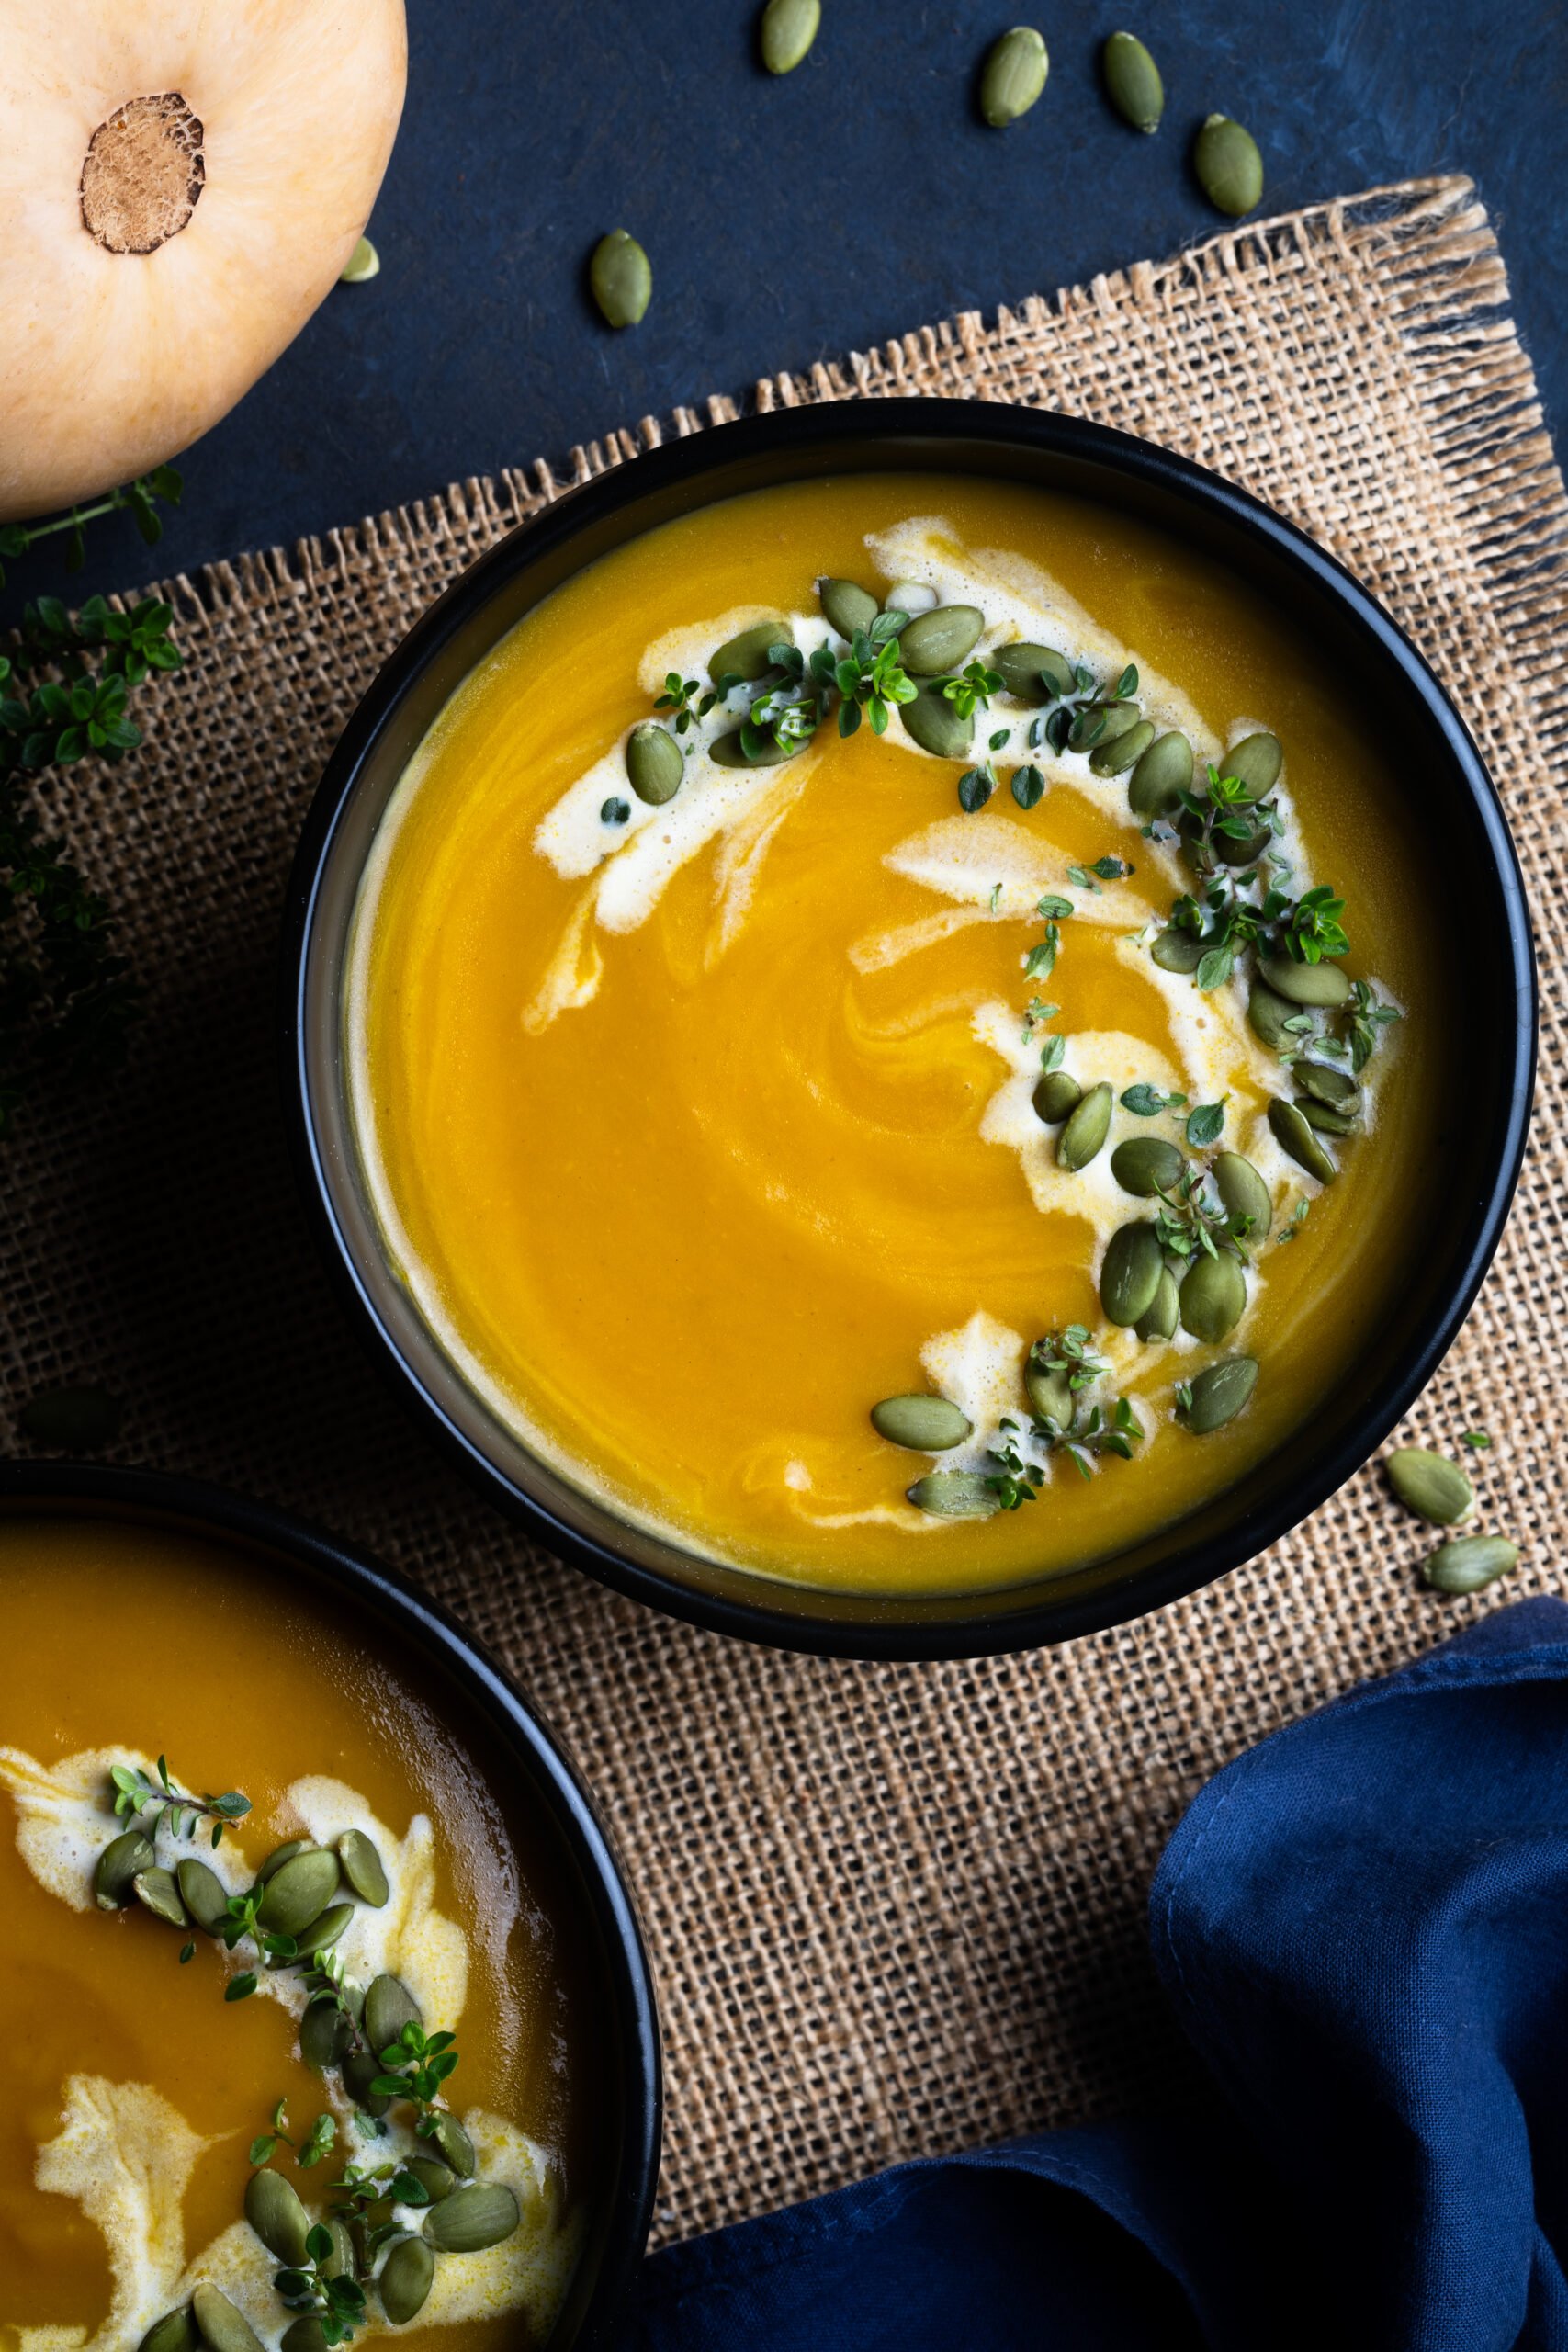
left=4, top=174, right=1562, bottom=2245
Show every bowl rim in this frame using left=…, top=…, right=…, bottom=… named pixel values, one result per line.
left=281, top=395, right=1537, bottom=1660
left=0, top=1457, right=662, bottom=2349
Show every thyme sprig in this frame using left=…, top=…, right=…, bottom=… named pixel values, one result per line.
left=1165, top=865, right=1349, bottom=993
left=818, top=614, right=916, bottom=738
left=653, top=672, right=718, bottom=736
left=276, top=2224, right=368, bottom=2346
left=1151, top=1166, right=1253, bottom=1261
left=370, top=2019, right=460, bottom=2131
left=110, top=1757, right=251, bottom=1849
left=0, top=466, right=183, bottom=589
left=251, top=2097, right=337, bottom=2170
left=941, top=659, right=1002, bottom=720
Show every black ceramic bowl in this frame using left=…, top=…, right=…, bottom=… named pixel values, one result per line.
left=0, top=1461, right=660, bottom=2349
left=283, top=400, right=1535, bottom=1660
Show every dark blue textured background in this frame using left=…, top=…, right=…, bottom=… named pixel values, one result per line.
left=17, top=0, right=1567, bottom=612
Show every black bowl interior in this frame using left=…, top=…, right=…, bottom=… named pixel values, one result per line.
left=0, top=1462, right=660, bottom=2349
left=285, top=401, right=1535, bottom=1658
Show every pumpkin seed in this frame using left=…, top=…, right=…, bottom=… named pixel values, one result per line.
left=1220, top=731, right=1281, bottom=795
left=1385, top=1447, right=1473, bottom=1526
left=339, top=237, right=379, bottom=286
left=1258, top=955, right=1351, bottom=1009
left=626, top=722, right=682, bottom=805
left=1247, top=976, right=1296, bottom=1046
left=590, top=229, right=651, bottom=328
left=1023, top=1361, right=1075, bottom=1428
left=1296, top=1061, right=1361, bottom=1114
left=709, top=618, right=794, bottom=687
left=1068, top=700, right=1138, bottom=753
left=1179, top=1250, right=1247, bottom=1342
left=299, top=1998, right=352, bottom=2073
left=907, top=1471, right=1001, bottom=1519
left=294, top=1901, right=355, bottom=1963
left=19, top=1382, right=122, bottom=1448
left=886, top=578, right=935, bottom=616
left=1179, top=1355, right=1258, bottom=1432
left=403, top=2154, right=456, bottom=2205
left=1134, top=1265, right=1179, bottom=1342
left=818, top=578, right=879, bottom=638
left=1211, top=1151, right=1272, bottom=1241
left=898, top=605, right=984, bottom=675
left=95, top=1828, right=154, bottom=1910
left=280, top=2323, right=327, bottom=2352
left=1058, top=1080, right=1112, bottom=1170
left=1111, top=1136, right=1184, bottom=1196
left=423, top=2109, right=478, bottom=2177
left=343, top=2048, right=390, bottom=2118
left=870, top=1393, right=974, bottom=1451
left=1295, top=1095, right=1358, bottom=1136
left=256, top=1848, right=341, bottom=1939
left=140, top=2309, right=197, bottom=2352
left=1269, top=1095, right=1337, bottom=1182
left=256, top=1839, right=314, bottom=1884
left=424, top=2182, right=522, bottom=2255
left=1193, top=114, right=1263, bottom=216
left=1100, top=1222, right=1164, bottom=1327
left=1102, top=30, right=1163, bottom=130
left=979, top=25, right=1048, bottom=125
left=709, top=728, right=797, bottom=769
left=245, top=2165, right=311, bottom=2265
left=898, top=682, right=974, bottom=759
left=380, top=2233, right=436, bottom=2324
left=175, top=1857, right=229, bottom=1935
left=1032, top=1069, right=1082, bottom=1124
left=991, top=640, right=1075, bottom=702
left=337, top=1827, right=389, bottom=1907
left=1128, top=729, right=1192, bottom=815
left=191, top=2287, right=265, bottom=2352
left=1423, top=1534, right=1519, bottom=1595
left=365, top=1973, right=423, bottom=2058
left=760, top=0, right=820, bottom=74
left=1089, top=717, right=1155, bottom=776
left=1151, top=926, right=1203, bottom=975
left=132, top=1868, right=190, bottom=1929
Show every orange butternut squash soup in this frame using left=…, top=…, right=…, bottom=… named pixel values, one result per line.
left=0, top=1515, right=602, bottom=2350
left=348, top=474, right=1435, bottom=1595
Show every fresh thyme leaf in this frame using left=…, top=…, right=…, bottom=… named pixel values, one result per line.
left=1194, top=944, right=1234, bottom=991
left=1114, top=663, right=1138, bottom=699
left=1275, top=1197, right=1311, bottom=1246
left=957, top=766, right=995, bottom=813
left=1010, top=763, right=1044, bottom=809
left=1066, top=863, right=1100, bottom=894
left=108, top=1759, right=251, bottom=1845
left=1040, top=1033, right=1066, bottom=1073
left=1035, top=893, right=1074, bottom=921
left=1185, top=1099, right=1226, bottom=1148
left=1023, top=932, right=1058, bottom=979
left=250, top=2133, right=277, bottom=2165
left=1091, top=854, right=1132, bottom=880
left=1120, top=1082, right=1185, bottom=1116
left=226, top=1972, right=259, bottom=2002
left=988, top=728, right=1009, bottom=752
left=298, top=2111, right=337, bottom=2168
left=941, top=661, right=1003, bottom=721
left=600, top=797, right=630, bottom=826
left=1460, top=1430, right=1492, bottom=1450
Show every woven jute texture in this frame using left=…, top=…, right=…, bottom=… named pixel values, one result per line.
left=4, top=174, right=1564, bottom=2245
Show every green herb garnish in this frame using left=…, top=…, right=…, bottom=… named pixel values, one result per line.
left=1010, top=763, right=1044, bottom=809
left=369, top=2018, right=461, bottom=2129
left=275, top=2222, right=368, bottom=2346
left=1460, top=1429, right=1492, bottom=1450
left=957, top=765, right=995, bottom=812
left=941, top=660, right=1003, bottom=721
left=653, top=672, right=718, bottom=734
left=0, top=469, right=182, bottom=589
left=1119, top=1082, right=1186, bottom=1116
left=1184, top=1099, right=1226, bottom=1148
left=250, top=2098, right=337, bottom=2171
left=110, top=1758, right=251, bottom=1849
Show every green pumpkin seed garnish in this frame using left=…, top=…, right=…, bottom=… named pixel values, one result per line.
left=337, top=1827, right=389, bottom=1907
left=339, top=237, right=379, bottom=286
left=191, top=2287, right=265, bottom=2352
left=709, top=728, right=798, bottom=769
left=342, top=2049, right=390, bottom=2119
left=1211, top=1151, right=1272, bottom=1241
left=1151, top=926, right=1203, bottom=975
left=590, top=229, right=651, bottom=328
left=403, top=2154, right=457, bottom=2205
left=1268, top=1095, right=1337, bottom=1182
left=709, top=617, right=795, bottom=687
left=979, top=24, right=1048, bottom=125
left=1128, top=729, right=1192, bottom=816
left=870, top=1394, right=974, bottom=1451
left=1032, top=1069, right=1082, bottom=1124
left=1245, top=976, right=1297, bottom=1046
left=1023, top=1360, right=1075, bottom=1428
left=1089, top=717, right=1155, bottom=776
left=255, top=1838, right=315, bottom=1884
left=991, top=640, right=1075, bottom=702
left=140, top=2312, right=197, bottom=2352
left=626, top=721, right=683, bottom=805
left=907, top=1470, right=1001, bottom=1519
left=1294, top=1095, right=1358, bottom=1136
left=1210, top=816, right=1274, bottom=870
left=1422, top=1534, right=1519, bottom=1595
left=365, top=1972, right=423, bottom=2056
left=95, top=1827, right=155, bottom=1910
left=279, top=2322, right=328, bottom=2352
left=1102, top=30, right=1164, bottom=130
left=255, top=1848, right=341, bottom=1939
left=423, top=2181, right=523, bottom=2255
left=299, top=1998, right=352, bottom=2073
left=1385, top=1447, right=1473, bottom=1527
left=1258, top=956, right=1352, bottom=1011
left=1296, top=1061, right=1361, bottom=1114
left=174, top=1856, right=229, bottom=1935
left=18, top=1382, right=123, bottom=1449
left=1222, top=732, right=1281, bottom=795
left=1100, top=1222, right=1164, bottom=1327
left=1111, top=1136, right=1184, bottom=1196
left=380, top=2234, right=437, bottom=2324
left=1134, top=1265, right=1179, bottom=1342
left=1068, top=700, right=1139, bottom=753
left=1058, top=1080, right=1112, bottom=1171
left=244, top=2165, right=311, bottom=2265
left=1179, top=1250, right=1247, bottom=1343
left=818, top=578, right=880, bottom=638
left=1193, top=114, right=1263, bottom=216
left=293, top=1901, right=355, bottom=1963
left=898, top=680, right=974, bottom=759
left=132, top=1867, right=191, bottom=1929
left=898, top=605, right=984, bottom=675
left=760, top=0, right=820, bottom=74
left=424, top=2108, right=479, bottom=2177
left=1179, top=1355, right=1258, bottom=1433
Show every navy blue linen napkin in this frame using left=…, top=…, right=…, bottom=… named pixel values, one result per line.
left=618, top=1598, right=1568, bottom=2352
